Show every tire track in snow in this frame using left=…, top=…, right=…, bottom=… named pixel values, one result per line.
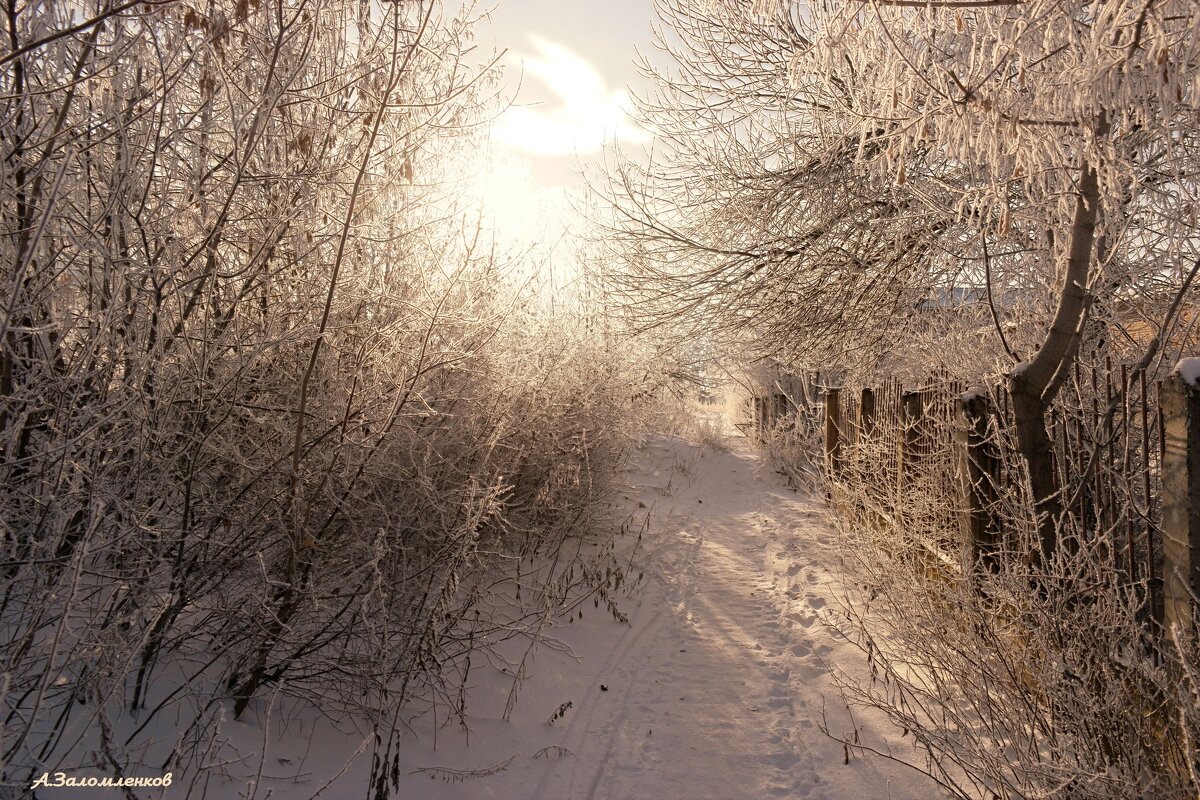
left=530, top=448, right=707, bottom=800
left=534, top=435, right=936, bottom=800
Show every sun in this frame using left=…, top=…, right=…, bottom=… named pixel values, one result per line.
left=456, top=34, right=651, bottom=268
left=470, top=149, right=569, bottom=245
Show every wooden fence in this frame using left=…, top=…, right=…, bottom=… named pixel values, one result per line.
left=753, top=360, right=1200, bottom=639
left=746, top=371, right=820, bottom=439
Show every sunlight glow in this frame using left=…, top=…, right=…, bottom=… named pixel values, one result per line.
left=471, top=149, right=570, bottom=246
left=492, top=34, right=652, bottom=157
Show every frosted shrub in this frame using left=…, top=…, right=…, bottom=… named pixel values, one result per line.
left=759, top=404, right=824, bottom=491
left=821, top=435, right=1199, bottom=799
left=0, top=2, right=647, bottom=795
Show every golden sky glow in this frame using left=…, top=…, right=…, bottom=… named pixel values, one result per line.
left=471, top=149, right=567, bottom=243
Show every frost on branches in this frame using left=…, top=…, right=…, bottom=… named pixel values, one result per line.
left=0, top=1, right=662, bottom=797
left=602, top=1, right=1200, bottom=797
left=609, top=0, right=1198, bottom=554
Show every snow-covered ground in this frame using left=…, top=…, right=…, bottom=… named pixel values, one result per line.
left=22, top=431, right=937, bottom=800
left=373, top=433, right=938, bottom=800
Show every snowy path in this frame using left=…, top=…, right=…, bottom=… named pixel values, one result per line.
left=388, top=435, right=937, bottom=800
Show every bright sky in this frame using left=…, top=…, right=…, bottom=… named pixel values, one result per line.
left=458, top=0, right=659, bottom=249
left=491, top=33, right=651, bottom=159
left=477, top=0, right=656, bottom=178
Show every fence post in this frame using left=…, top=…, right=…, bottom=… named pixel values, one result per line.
left=1161, top=363, right=1200, bottom=641
left=858, top=388, right=876, bottom=439
left=825, top=387, right=842, bottom=479
left=957, top=392, right=999, bottom=574
left=897, top=390, right=923, bottom=497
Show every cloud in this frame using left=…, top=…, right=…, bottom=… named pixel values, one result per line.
left=492, top=34, right=652, bottom=157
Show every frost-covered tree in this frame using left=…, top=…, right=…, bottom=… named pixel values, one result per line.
left=606, top=0, right=1200, bottom=556
left=0, top=1, right=646, bottom=794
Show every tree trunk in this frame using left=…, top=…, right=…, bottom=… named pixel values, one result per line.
left=1008, top=154, right=1102, bottom=562
left=1010, top=382, right=1059, bottom=559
